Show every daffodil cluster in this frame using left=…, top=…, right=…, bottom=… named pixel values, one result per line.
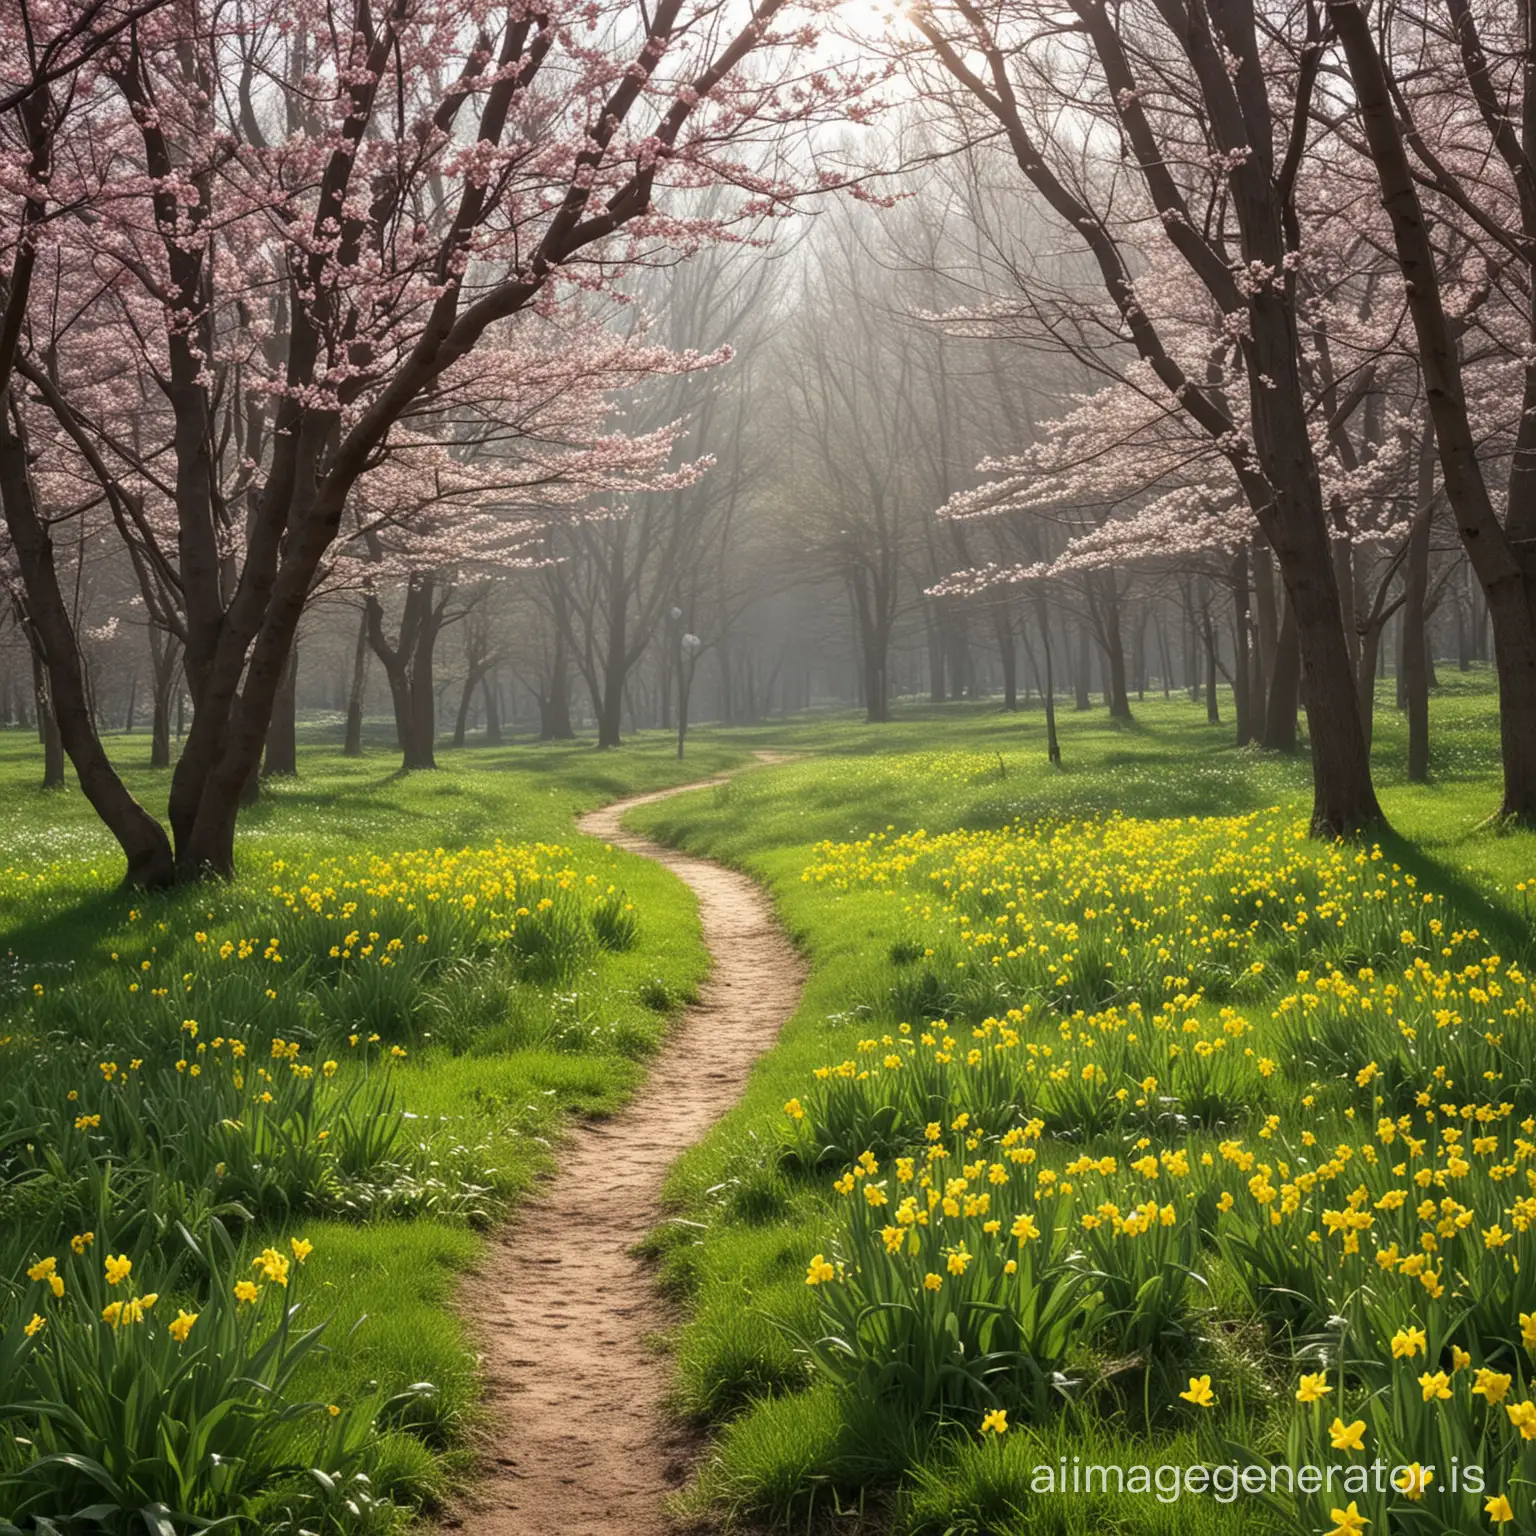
left=2, top=1229, right=386, bottom=1523
left=789, top=808, right=1536, bottom=1531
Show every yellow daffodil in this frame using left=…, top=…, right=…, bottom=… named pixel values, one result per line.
left=1329, top=1418, right=1367, bottom=1454
left=1326, top=1501, right=1367, bottom=1536
left=804, top=1254, right=835, bottom=1286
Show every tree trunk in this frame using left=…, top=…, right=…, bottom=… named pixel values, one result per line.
left=851, top=571, right=892, bottom=724
left=718, top=636, right=735, bottom=724
left=0, top=392, right=174, bottom=882
left=943, top=608, right=973, bottom=699
left=597, top=636, right=626, bottom=747
left=1484, top=586, right=1536, bottom=821
left=453, top=661, right=491, bottom=749
left=1231, top=548, right=1254, bottom=747
left=406, top=626, right=437, bottom=769
left=33, top=647, right=64, bottom=789
left=366, top=580, right=441, bottom=771
left=1252, top=536, right=1278, bottom=707
left=1184, top=593, right=1200, bottom=701
left=453, top=679, right=473, bottom=749
left=343, top=609, right=368, bottom=757
left=994, top=602, right=1017, bottom=711
left=262, top=642, right=298, bottom=777
left=239, top=760, right=262, bottom=807
left=1073, top=621, right=1092, bottom=710
left=594, top=537, right=629, bottom=748
left=1404, top=439, right=1435, bottom=783
left=1202, top=597, right=1221, bottom=724
left=1358, top=620, right=1383, bottom=750
left=1286, top=569, right=1386, bottom=832
left=1100, top=581, right=1132, bottom=720
left=926, top=607, right=946, bottom=703
left=1332, top=518, right=1360, bottom=682
left=1261, top=606, right=1301, bottom=751
left=1394, top=609, right=1409, bottom=712
left=148, top=631, right=178, bottom=771
left=862, top=636, right=890, bottom=723
left=151, top=686, right=172, bottom=769
left=482, top=673, right=503, bottom=745
left=1034, top=596, right=1061, bottom=765
left=676, top=650, right=697, bottom=759
left=541, top=651, right=575, bottom=741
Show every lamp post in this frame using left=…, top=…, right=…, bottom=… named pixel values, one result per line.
left=673, top=609, right=701, bottom=760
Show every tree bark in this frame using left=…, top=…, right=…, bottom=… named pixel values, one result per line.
left=1231, top=548, right=1254, bottom=747
left=366, top=579, right=443, bottom=771
left=1034, top=595, right=1061, bottom=765
left=1073, top=621, right=1092, bottom=710
left=453, top=671, right=476, bottom=749
left=1252, top=535, right=1278, bottom=705
left=343, top=608, right=368, bottom=757
left=1404, top=436, right=1435, bottom=783
left=851, top=569, right=893, bottom=724
left=482, top=673, right=503, bottom=745
left=539, top=578, right=577, bottom=741
left=596, top=628, right=626, bottom=746
left=1099, top=579, right=1132, bottom=720
left=262, top=641, right=298, bottom=776
left=33, top=647, right=64, bottom=789
left=993, top=602, right=1017, bottom=710
left=540, top=652, right=575, bottom=740
left=454, top=647, right=498, bottom=749
left=717, top=636, right=735, bottom=724
left=943, top=606, right=973, bottom=699
left=239, top=761, right=262, bottom=807
left=1201, top=591, right=1221, bottom=724
left=1157, top=614, right=1173, bottom=698
left=1262, top=606, right=1301, bottom=751
left=1358, top=619, right=1383, bottom=750
left=148, top=629, right=178, bottom=771
left=0, top=392, right=174, bottom=882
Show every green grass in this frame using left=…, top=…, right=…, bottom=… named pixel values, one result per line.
left=626, top=670, right=1536, bottom=1535
left=0, top=726, right=749, bottom=944
left=4, top=672, right=1534, bottom=1534
left=0, top=724, right=751, bottom=1528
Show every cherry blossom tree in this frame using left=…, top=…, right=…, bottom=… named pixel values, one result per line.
left=893, top=0, right=1386, bottom=833
left=1, top=0, right=874, bottom=883
left=1326, top=0, right=1536, bottom=822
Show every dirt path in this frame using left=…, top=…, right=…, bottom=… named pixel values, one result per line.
left=453, top=767, right=804, bottom=1536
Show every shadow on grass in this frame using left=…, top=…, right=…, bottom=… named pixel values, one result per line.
left=1378, top=825, right=1536, bottom=960
left=1, top=887, right=130, bottom=970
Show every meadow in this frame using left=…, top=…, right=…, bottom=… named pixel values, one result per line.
left=4, top=674, right=1536, bottom=1535
left=630, top=672, right=1536, bottom=1534
left=0, top=728, right=749, bottom=1533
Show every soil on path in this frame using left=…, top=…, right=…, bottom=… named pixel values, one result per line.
left=453, top=766, right=805, bottom=1536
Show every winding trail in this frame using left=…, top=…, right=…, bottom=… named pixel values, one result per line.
left=454, top=765, right=805, bottom=1536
